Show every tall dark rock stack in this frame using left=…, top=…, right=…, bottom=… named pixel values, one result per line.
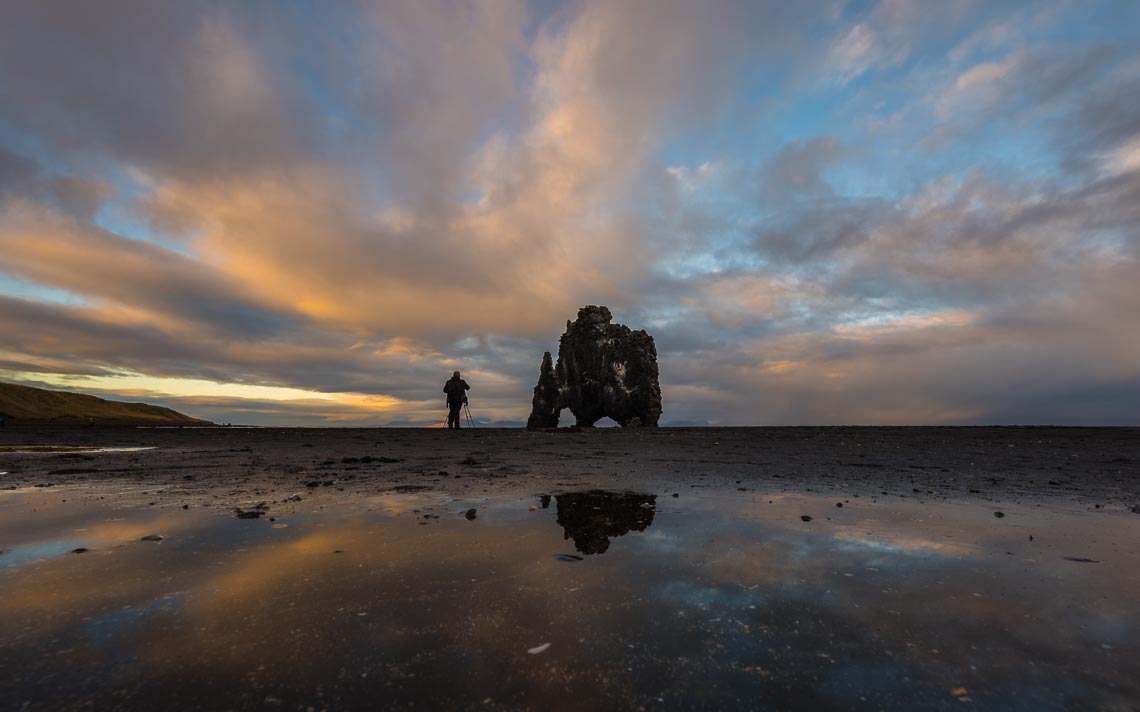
left=526, top=305, right=662, bottom=428
left=527, top=351, right=562, bottom=428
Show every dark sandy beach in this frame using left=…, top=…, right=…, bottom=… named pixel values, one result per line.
left=2, top=426, right=1139, bottom=710
left=2, top=426, right=1138, bottom=507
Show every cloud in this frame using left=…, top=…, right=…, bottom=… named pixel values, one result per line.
left=0, top=1, right=1137, bottom=425
left=826, top=24, right=884, bottom=83
left=0, top=1, right=311, bottom=179
left=0, top=149, right=111, bottom=218
left=759, top=137, right=846, bottom=204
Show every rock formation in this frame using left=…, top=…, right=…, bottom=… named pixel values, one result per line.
left=526, top=305, right=661, bottom=428
left=528, top=351, right=562, bottom=428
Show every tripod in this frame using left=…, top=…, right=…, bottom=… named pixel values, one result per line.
left=463, top=402, right=475, bottom=428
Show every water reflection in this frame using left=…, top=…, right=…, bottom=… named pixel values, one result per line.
left=0, top=488, right=1137, bottom=711
left=0, top=446, right=156, bottom=453
left=550, top=490, right=656, bottom=554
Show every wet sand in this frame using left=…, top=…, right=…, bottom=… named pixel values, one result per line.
left=1, top=426, right=1138, bottom=710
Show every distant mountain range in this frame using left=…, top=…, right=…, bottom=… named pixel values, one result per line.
left=0, top=381, right=211, bottom=425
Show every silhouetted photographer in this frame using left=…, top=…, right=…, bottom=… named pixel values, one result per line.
left=443, top=370, right=470, bottom=429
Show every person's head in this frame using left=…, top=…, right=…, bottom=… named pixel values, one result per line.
left=453, top=370, right=461, bottom=379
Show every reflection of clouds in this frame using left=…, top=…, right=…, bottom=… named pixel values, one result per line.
left=84, top=591, right=190, bottom=654
left=656, top=580, right=764, bottom=612
left=1, top=540, right=85, bottom=568
left=0, top=508, right=205, bottom=613
left=831, top=532, right=978, bottom=558
left=635, top=528, right=688, bottom=556
left=358, top=492, right=452, bottom=514
left=1, top=490, right=1138, bottom=708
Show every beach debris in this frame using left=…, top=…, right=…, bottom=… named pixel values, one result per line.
left=460, top=457, right=479, bottom=466
left=71, top=547, right=89, bottom=554
left=392, top=484, right=430, bottom=493
left=528, top=505, right=538, bottom=511
left=994, top=511, right=1005, bottom=518
left=139, top=534, right=164, bottom=541
left=284, top=494, right=303, bottom=502
left=465, top=508, right=478, bottom=520
left=835, top=503, right=843, bottom=507
left=526, top=306, right=661, bottom=429
left=1129, top=504, right=1140, bottom=515
left=554, top=554, right=584, bottom=562
left=234, top=509, right=264, bottom=519
left=342, top=455, right=399, bottom=464
left=1062, top=557, right=1100, bottom=563
left=527, top=643, right=551, bottom=655
left=800, top=515, right=813, bottom=522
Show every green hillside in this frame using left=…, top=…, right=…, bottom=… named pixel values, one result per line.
left=0, top=381, right=211, bottom=424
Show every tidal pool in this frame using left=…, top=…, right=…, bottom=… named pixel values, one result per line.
left=1, top=485, right=1137, bottom=711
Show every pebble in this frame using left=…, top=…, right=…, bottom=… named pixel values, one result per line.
left=465, top=508, right=477, bottom=521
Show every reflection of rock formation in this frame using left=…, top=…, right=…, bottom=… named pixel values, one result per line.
left=553, top=490, right=657, bottom=555
left=527, top=306, right=662, bottom=428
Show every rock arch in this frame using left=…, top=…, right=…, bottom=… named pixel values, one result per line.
left=526, top=306, right=662, bottom=428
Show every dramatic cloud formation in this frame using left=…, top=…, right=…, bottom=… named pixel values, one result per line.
left=1, top=0, right=1137, bottom=425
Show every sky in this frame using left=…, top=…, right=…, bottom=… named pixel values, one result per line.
left=1, top=0, right=1138, bottom=426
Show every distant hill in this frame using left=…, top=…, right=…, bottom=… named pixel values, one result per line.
left=0, top=381, right=212, bottom=424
